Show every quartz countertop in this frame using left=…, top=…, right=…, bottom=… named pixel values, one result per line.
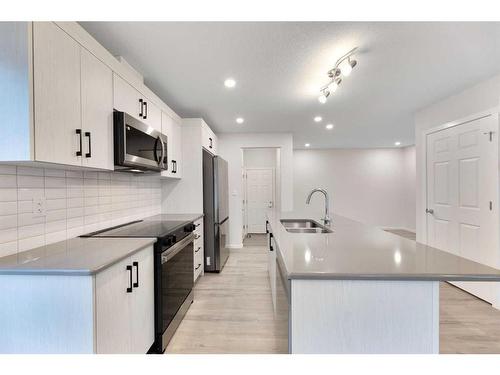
left=267, top=210, right=500, bottom=281
left=0, top=237, right=156, bottom=276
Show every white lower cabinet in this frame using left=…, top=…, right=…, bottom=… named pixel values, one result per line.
left=194, top=218, right=204, bottom=281
left=95, top=246, right=154, bottom=354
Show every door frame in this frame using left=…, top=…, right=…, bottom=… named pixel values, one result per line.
left=244, top=167, right=276, bottom=235
left=421, top=106, right=500, bottom=246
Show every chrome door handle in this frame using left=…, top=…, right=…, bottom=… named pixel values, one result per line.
left=426, top=208, right=434, bottom=215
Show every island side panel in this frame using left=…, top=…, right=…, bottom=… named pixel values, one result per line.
left=290, top=279, right=439, bottom=354
left=0, top=274, right=95, bottom=353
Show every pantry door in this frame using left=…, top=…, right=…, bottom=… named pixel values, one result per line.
left=246, top=168, right=275, bottom=234
left=426, top=113, right=499, bottom=303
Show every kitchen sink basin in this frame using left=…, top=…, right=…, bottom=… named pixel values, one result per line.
left=280, top=219, right=333, bottom=233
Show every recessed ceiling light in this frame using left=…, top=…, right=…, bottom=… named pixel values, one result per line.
left=394, top=141, right=401, bottom=146
left=305, top=143, right=311, bottom=148
left=224, top=78, right=236, bottom=88
left=236, top=117, right=244, bottom=124
left=325, top=123, right=334, bottom=130
left=314, top=116, right=322, bottom=123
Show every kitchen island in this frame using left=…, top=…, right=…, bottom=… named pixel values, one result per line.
left=266, top=210, right=500, bottom=354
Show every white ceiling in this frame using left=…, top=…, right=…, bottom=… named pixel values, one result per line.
left=80, top=22, right=500, bottom=149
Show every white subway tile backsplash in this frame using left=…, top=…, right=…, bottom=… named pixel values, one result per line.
left=17, top=166, right=44, bottom=176
left=18, top=188, right=44, bottom=201
left=45, top=188, right=67, bottom=199
left=0, top=166, right=16, bottom=175
left=18, top=235, right=45, bottom=252
left=18, top=223, right=45, bottom=239
left=17, top=175, right=44, bottom=188
left=0, top=228, right=18, bottom=244
left=0, top=214, right=18, bottom=230
left=0, top=188, right=17, bottom=202
left=0, top=201, right=17, bottom=215
left=44, top=168, right=66, bottom=177
left=0, top=241, right=17, bottom=257
left=0, top=175, right=17, bottom=188
left=0, top=165, right=163, bottom=255
left=45, top=176, right=66, bottom=188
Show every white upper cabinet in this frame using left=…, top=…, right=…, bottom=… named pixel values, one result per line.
left=33, top=22, right=82, bottom=166
left=161, top=111, right=182, bottom=179
left=173, top=117, right=183, bottom=178
left=0, top=22, right=178, bottom=171
left=201, top=120, right=218, bottom=155
left=113, top=73, right=161, bottom=133
left=81, top=48, right=114, bottom=170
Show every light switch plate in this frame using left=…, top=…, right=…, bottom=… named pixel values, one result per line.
left=32, top=197, right=46, bottom=217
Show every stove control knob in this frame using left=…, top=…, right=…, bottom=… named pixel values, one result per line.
left=184, top=223, right=196, bottom=232
left=165, top=234, right=176, bottom=246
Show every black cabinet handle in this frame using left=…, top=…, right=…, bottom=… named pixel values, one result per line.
left=76, top=129, right=82, bottom=156
left=172, top=160, right=177, bottom=173
left=85, top=132, right=92, bottom=158
left=126, top=265, right=133, bottom=293
left=143, top=101, right=148, bottom=119
left=209, top=137, right=213, bottom=149
left=195, top=246, right=201, bottom=253
left=139, top=99, right=144, bottom=118
left=133, top=261, right=139, bottom=288
left=195, top=234, right=200, bottom=239
left=195, top=264, right=201, bottom=270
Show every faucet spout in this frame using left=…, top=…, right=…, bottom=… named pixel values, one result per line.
left=305, top=188, right=331, bottom=225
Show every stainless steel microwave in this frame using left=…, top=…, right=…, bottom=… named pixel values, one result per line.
left=113, top=111, right=167, bottom=173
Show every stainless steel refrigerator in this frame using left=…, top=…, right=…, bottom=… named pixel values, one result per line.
left=203, top=149, right=229, bottom=272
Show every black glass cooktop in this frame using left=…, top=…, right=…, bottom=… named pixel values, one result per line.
left=81, top=219, right=191, bottom=238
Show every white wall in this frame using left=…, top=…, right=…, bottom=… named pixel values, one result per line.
left=294, top=147, right=415, bottom=230
left=402, top=146, right=416, bottom=231
left=0, top=165, right=161, bottom=257
left=414, top=73, right=500, bottom=242
left=218, top=133, right=294, bottom=247
left=243, top=148, right=277, bottom=168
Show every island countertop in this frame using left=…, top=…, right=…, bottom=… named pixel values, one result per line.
left=0, top=237, right=156, bottom=276
left=266, top=210, right=500, bottom=281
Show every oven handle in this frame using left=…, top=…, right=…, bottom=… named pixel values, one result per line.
left=161, top=232, right=195, bottom=264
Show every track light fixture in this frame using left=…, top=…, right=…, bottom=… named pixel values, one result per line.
left=318, top=47, right=358, bottom=104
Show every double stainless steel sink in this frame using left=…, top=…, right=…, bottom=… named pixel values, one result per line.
left=280, top=219, right=333, bottom=234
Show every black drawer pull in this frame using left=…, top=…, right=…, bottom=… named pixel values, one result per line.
left=139, top=99, right=144, bottom=118
left=195, top=234, right=200, bottom=239
left=132, top=261, right=139, bottom=288
left=195, top=246, right=201, bottom=253
left=85, top=132, right=92, bottom=158
left=270, top=245, right=274, bottom=252
left=76, top=129, right=82, bottom=156
left=126, top=265, right=133, bottom=293
left=143, top=101, right=148, bottom=119
left=195, top=264, right=201, bottom=270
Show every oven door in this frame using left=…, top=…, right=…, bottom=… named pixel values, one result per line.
left=160, top=232, right=194, bottom=350
left=114, top=111, right=167, bottom=171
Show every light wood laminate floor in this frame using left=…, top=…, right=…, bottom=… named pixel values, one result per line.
left=166, top=234, right=287, bottom=353
left=167, top=233, right=500, bottom=354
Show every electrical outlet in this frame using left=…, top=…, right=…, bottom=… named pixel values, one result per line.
left=32, top=197, right=46, bottom=217
left=206, top=257, right=211, bottom=266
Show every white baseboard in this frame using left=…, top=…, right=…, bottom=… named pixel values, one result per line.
left=227, top=243, right=243, bottom=249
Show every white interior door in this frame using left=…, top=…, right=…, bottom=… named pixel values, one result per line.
left=426, top=113, right=499, bottom=303
left=246, top=168, right=274, bottom=234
